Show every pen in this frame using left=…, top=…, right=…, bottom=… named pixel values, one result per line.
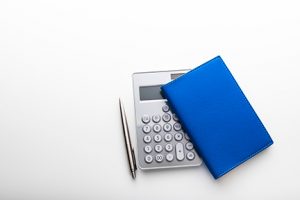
left=119, top=98, right=137, bottom=179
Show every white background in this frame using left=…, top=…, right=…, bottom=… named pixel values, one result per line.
left=0, top=0, right=299, bottom=199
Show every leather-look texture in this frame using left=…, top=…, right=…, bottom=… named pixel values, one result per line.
left=161, top=56, right=273, bottom=179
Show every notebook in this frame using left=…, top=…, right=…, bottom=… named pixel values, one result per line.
left=161, top=56, right=273, bottom=179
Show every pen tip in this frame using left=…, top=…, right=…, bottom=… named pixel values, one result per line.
left=131, top=171, right=136, bottom=179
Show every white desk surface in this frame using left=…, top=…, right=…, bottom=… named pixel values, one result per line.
left=0, top=1, right=299, bottom=199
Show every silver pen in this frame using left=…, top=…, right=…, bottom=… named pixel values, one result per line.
left=119, top=98, right=137, bottom=179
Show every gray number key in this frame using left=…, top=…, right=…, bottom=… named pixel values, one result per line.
left=143, top=135, right=152, bottom=143
left=145, top=155, right=153, bottom=163
left=164, top=133, right=172, bottom=142
left=162, top=113, right=171, bottom=122
left=186, top=152, right=195, bottom=160
left=185, top=142, right=194, bottom=150
left=165, top=144, right=173, bottom=152
left=175, top=133, right=183, bottom=141
left=172, top=113, right=178, bottom=121
left=155, top=154, right=164, bottom=163
left=141, top=115, right=150, bottom=124
left=163, top=123, right=172, bottom=132
left=152, top=115, right=161, bottom=123
left=142, top=125, right=151, bottom=133
left=184, top=133, right=190, bottom=140
left=144, top=145, right=152, bottom=153
left=154, top=144, right=163, bottom=153
left=174, top=123, right=182, bottom=131
left=166, top=153, right=174, bottom=162
left=162, top=105, right=169, bottom=112
left=153, top=124, right=162, bottom=133
left=154, top=134, right=162, bottom=143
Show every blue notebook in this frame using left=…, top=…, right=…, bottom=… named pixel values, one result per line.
left=161, top=56, right=273, bottom=179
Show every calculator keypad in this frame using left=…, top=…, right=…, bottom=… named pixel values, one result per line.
left=139, top=104, right=200, bottom=166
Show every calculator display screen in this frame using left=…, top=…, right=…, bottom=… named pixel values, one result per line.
left=139, top=85, right=165, bottom=101
left=171, top=73, right=184, bottom=80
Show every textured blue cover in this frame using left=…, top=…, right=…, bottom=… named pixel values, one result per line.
left=161, top=56, right=273, bottom=179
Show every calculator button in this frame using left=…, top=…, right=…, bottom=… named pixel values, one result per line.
left=145, top=155, right=153, bottom=163
left=173, top=123, right=182, bottom=131
left=155, top=154, right=164, bottom=163
left=162, top=113, right=171, bottom=122
left=172, top=113, right=178, bottom=121
left=185, top=142, right=194, bottom=150
left=166, top=153, right=174, bottom=162
left=162, top=104, right=170, bottom=112
left=175, top=143, right=185, bottom=161
left=186, top=152, right=195, bottom=160
left=165, top=144, right=173, bottom=152
left=144, top=145, right=152, bottom=153
left=154, top=134, right=162, bottom=143
left=152, top=115, right=161, bottom=123
left=141, top=115, right=150, bottom=124
left=143, top=135, right=152, bottom=143
left=154, top=144, right=163, bottom=153
left=174, top=133, right=183, bottom=141
left=184, top=133, right=190, bottom=140
left=153, top=124, right=162, bottom=133
left=142, top=125, right=151, bottom=134
left=163, top=123, right=172, bottom=132
left=164, top=133, right=172, bottom=142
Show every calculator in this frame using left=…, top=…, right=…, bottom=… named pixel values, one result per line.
left=132, top=70, right=202, bottom=170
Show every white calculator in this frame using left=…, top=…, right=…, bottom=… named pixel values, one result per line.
left=132, top=70, right=202, bottom=170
